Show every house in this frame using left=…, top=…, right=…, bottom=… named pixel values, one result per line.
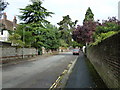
left=0, top=13, right=17, bottom=41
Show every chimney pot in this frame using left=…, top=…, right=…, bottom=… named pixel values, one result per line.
left=13, top=16, right=17, bottom=28
left=3, top=13, right=7, bottom=20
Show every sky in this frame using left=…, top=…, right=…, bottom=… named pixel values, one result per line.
left=4, top=0, right=120, bottom=26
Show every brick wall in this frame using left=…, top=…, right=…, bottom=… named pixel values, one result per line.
left=86, top=32, right=120, bottom=88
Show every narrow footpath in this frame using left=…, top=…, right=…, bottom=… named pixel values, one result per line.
left=65, top=52, right=108, bottom=89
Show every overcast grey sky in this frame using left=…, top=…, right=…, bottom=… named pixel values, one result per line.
left=4, top=0, right=120, bottom=26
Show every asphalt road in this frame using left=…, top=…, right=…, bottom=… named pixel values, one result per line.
left=2, top=52, right=78, bottom=88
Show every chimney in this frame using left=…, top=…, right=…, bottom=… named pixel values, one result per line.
left=3, top=13, right=7, bottom=20
left=13, top=16, right=17, bottom=28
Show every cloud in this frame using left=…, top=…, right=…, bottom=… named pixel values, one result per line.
left=4, top=0, right=31, bottom=22
left=43, top=0, right=119, bottom=25
left=4, top=0, right=120, bottom=25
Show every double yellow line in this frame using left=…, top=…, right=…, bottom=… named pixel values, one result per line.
left=49, top=62, right=72, bottom=90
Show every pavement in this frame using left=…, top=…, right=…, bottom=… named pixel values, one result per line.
left=1, top=52, right=78, bottom=88
left=65, top=52, right=96, bottom=88
left=65, top=52, right=108, bottom=88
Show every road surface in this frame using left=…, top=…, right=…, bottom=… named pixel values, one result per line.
left=2, top=52, right=78, bottom=88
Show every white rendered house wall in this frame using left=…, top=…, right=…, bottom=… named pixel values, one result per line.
left=0, top=30, right=9, bottom=41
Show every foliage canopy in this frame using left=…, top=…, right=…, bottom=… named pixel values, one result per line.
left=19, top=0, right=54, bottom=27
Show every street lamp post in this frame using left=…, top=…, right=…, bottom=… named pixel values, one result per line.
left=22, top=26, right=30, bottom=58
left=22, top=28, right=25, bottom=59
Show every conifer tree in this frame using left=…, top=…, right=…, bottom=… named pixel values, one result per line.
left=83, top=7, right=94, bottom=23
left=19, top=0, right=54, bottom=27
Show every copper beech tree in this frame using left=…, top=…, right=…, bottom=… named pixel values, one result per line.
left=72, top=16, right=120, bottom=45
left=72, top=7, right=97, bottom=45
left=72, top=21, right=98, bottom=45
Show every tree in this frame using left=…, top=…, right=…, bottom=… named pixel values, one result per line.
left=0, top=0, right=9, bottom=19
left=92, top=17, right=120, bottom=45
left=18, top=0, right=54, bottom=27
left=95, top=17, right=120, bottom=35
left=9, top=33, right=25, bottom=47
left=72, top=21, right=96, bottom=45
left=57, top=15, right=78, bottom=46
left=10, top=23, right=61, bottom=51
left=72, top=7, right=96, bottom=45
left=71, top=41, right=83, bottom=48
left=9, top=24, right=34, bottom=47
left=57, top=15, right=78, bottom=30
left=37, top=24, right=60, bottom=51
left=16, top=0, right=61, bottom=51
left=59, top=39, right=68, bottom=48
left=83, top=7, right=94, bottom=23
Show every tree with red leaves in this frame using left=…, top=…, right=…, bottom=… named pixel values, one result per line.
left=72, top=21, right=97, bottom=45
left=72, top=7, right=97, bottom=45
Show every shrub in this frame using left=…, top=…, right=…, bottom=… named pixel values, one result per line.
left=91, top=31, right=118, bottom=46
